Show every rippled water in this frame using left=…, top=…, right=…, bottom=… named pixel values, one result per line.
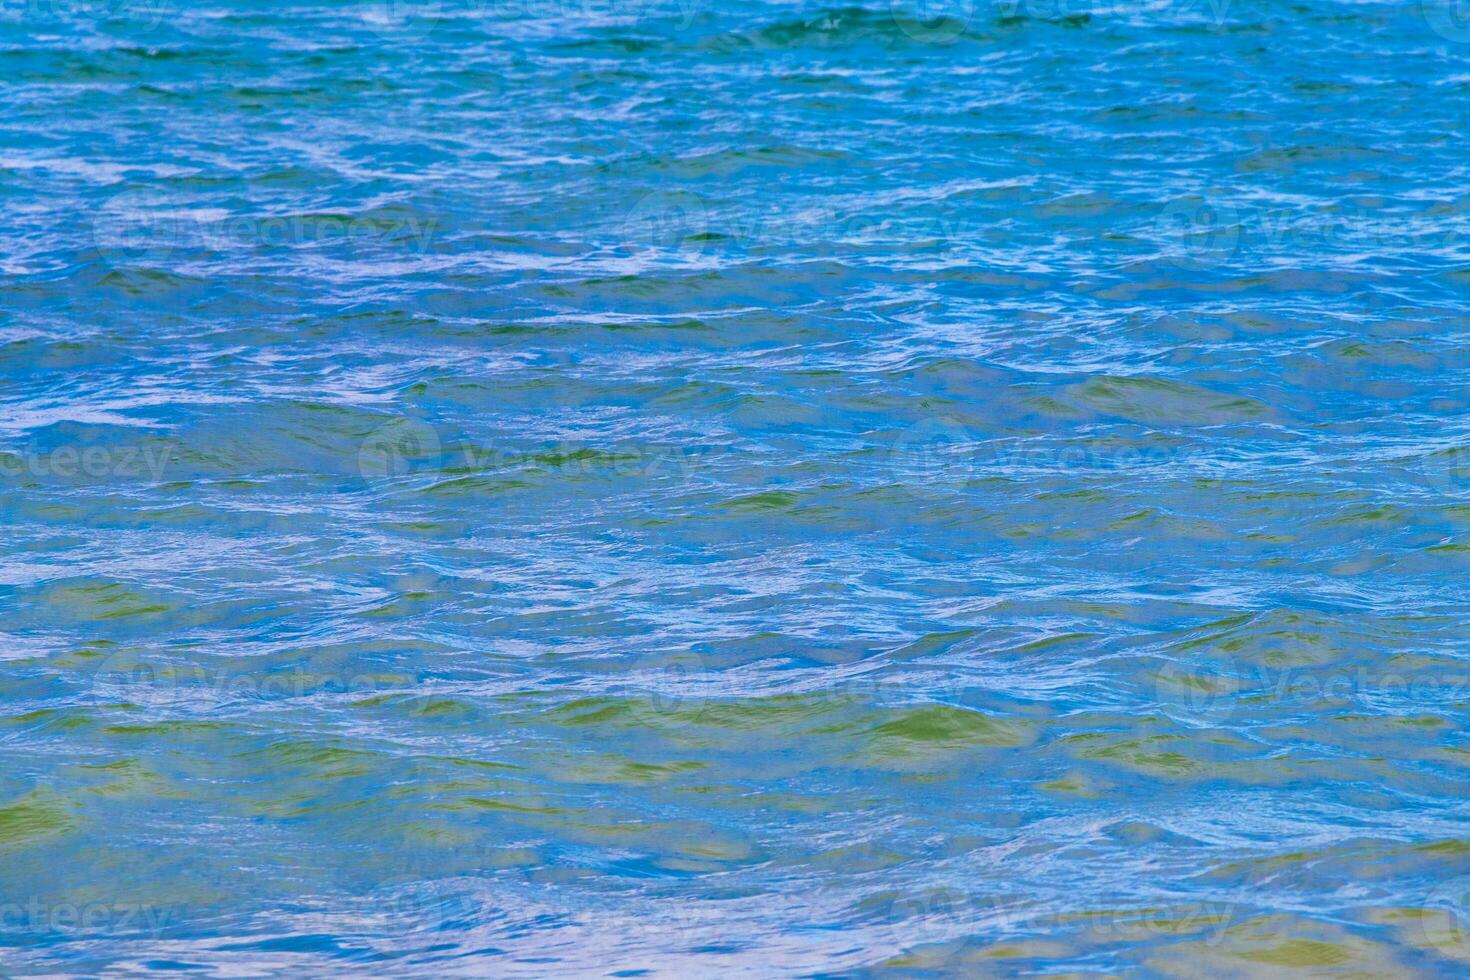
left=7, top=0, right=1470, bottom=974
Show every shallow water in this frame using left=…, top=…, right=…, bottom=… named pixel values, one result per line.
left=6, top=0, right=1470, bottom=975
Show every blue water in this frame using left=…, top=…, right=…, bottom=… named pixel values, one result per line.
left=6, top=0, right=1470, bottom=974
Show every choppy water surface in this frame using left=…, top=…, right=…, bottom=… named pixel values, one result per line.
left=8, top=0, right=1470, bottom=974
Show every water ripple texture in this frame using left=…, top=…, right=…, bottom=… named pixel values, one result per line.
left=6, top=0, right=1470, bottom=975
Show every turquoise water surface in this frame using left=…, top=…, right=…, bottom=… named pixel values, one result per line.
left=7, top=0, right=1470, bottom=974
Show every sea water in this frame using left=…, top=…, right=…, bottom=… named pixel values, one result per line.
left=5, top=0, right=1470, bottom=974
